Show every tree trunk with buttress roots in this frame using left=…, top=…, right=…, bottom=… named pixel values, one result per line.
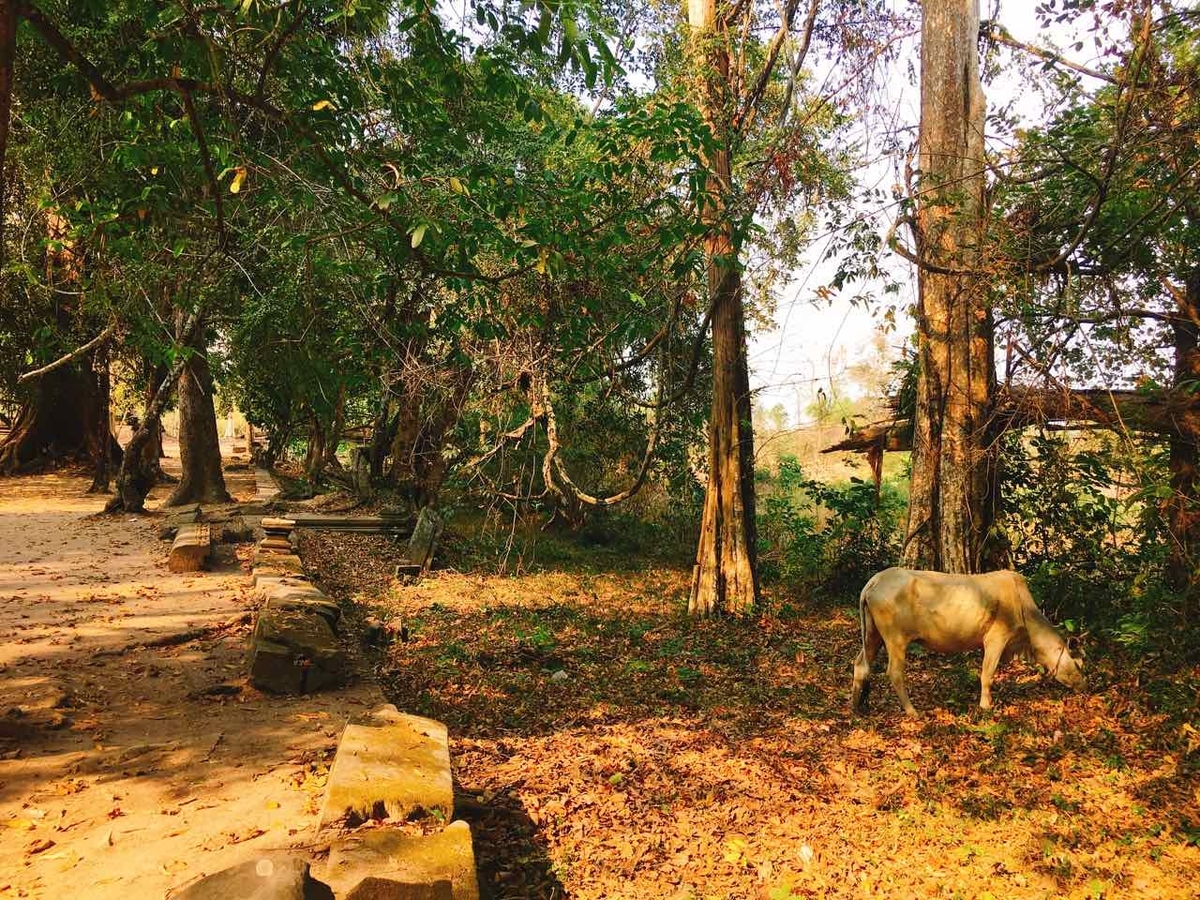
left=687, top=0, right=759, bottom=616
left=903, top=0, right=995, bottom=573
left=165, top=318, right=230, bottom=507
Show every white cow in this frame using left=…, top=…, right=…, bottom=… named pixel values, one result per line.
left=851, top=567, right=1086, bottom=716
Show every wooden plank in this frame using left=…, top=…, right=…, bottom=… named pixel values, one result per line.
left=286, top=514, right=412, bottom=534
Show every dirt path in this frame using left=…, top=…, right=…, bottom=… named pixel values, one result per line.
left=0, top=465, right=380, bottom=899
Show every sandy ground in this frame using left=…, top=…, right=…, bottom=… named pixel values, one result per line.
left=0, top=448, right=381, bottom=899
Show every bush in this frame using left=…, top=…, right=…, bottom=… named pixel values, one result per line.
left=757, top=455, right=905, bottom=601
left=999, top=430, right=1186, bottom=651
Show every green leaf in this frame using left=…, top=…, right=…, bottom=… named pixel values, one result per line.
left=411, top=223, right=428, bottom=249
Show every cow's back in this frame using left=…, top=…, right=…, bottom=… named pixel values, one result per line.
left=864, top=568, right=1012, bottom=654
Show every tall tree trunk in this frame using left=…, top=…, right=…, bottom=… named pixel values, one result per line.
left=902, top=0, right=994, bottom=573
left=108, top=364, right=185, bottom=512
left=165, top=321, right=230, bottom=506
left=304, top=409, right=326, bottom=483
left=0, top=0, right=14, bottom=268
left=84, top=341, right=121, bottom=492
left=323, top=384, right=346, bottom=471
left=141, top=361, right=168, bottom=480
left=687, top=0, right=759, bottom=616
left=1166, top=268, right=1200, bottom=608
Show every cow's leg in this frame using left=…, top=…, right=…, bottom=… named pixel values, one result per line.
left=979, top=637, right=1006, bottom=711
left=885, top=638, right=917, bottom=716
left=851, top=614, right=883, bottom=713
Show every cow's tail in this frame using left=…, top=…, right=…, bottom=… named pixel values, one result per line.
left=851, top=573, right=881, bottom=713
left=858, top=570, right=883, bottom=653
left=859, top=585, right=869, bottom=655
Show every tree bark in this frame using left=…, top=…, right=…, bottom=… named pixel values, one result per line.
left=687, top=0, right=759, bottom=616
left=84, top=341, right=121, bottom=492
left=108, top=363, right=185, bottom=512
left=323, top=384, right=346, bottom=471
left=1166, top=268, right=1200, bottom=604
left=903, top=0, right=994, bottom=573
left=165, top=321, right=230, bottom=506
left=0, top=0, right=14, bottom=268
left=303, top=409, right=327, bottom=483
left=0, top=363, right=95, bottom=472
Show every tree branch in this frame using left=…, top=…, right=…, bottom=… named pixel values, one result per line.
left=982, top=21, right=1118, bottom=85
left=18, top=322, right=118, bottom=383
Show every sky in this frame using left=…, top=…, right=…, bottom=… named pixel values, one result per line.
left=747, top=0, right=1106, bottom=425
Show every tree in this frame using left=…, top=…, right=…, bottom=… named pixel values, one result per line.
left=897, top=0, right=992, bottom=573
left=165, top=318, right=230, bottom=506
left=685, top=0, right=759, bottom=615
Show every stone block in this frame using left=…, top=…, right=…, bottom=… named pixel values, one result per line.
left=246, top=637, right=304, bottom=694
left=213, top=516, right=253, bottom=544
left=169, top=523, right=211, bottom=573
left=319, top=710, right=453, bottom=828
left=168, top=853, right=331, bottom=899
left=321, top=821, right=477, bottom=900
left=407, top=507, right=443, bottom=573
left=346, top=878, right=452, bottom=900
left=252, top=573, right=312, bottom=591
left=265, top=592, right=342, bottom=633
left=247, top=606, right=345, bottom=694
left=254, top=550, right=305, bottom=575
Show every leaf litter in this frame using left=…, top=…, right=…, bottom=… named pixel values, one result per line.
left=303, top=531, right=1200, bottom=900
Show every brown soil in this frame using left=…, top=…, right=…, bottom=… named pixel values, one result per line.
left=0, top=453, right=381, bottom=899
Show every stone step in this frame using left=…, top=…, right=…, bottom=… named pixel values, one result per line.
left=168, top=523, right=211, bottom=573
left=320, top=707, right=453, bottom=829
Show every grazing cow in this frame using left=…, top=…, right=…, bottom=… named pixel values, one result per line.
left=851, top=567, right=1085, bottom=716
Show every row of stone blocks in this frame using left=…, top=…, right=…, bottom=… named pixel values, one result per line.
left=172, top=706, right=478, bottom=899
left=246, top=519, right=345, bottom=694
left=188, top=523, right=479, bottom=899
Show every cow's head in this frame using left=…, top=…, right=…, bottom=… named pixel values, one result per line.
left=1051, top=636, right=1086, bottom=691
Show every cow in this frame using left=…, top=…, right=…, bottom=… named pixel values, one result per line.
left=850, top=567, right=1086, bottom=716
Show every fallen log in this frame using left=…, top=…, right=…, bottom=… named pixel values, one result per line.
left=823, top=385, right=1200, bottom=454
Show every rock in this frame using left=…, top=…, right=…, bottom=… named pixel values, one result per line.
left=549, top=670, right=568, bottom=682
left=159, top=507, right=201, bottom=541
left=363, top=617, right=387, bottom=646
left=246, top=638, right=304, bottom=693
left=247, top=607, right=345, bottom=694
left=169, top=524, right=211, bottom=573
left=319, top=711, right=454, bottom=828
left=213, top=516, right=253, bottom=543
left=345, top=878, right=453, bottom=900
left=168, top=853, right=331, bottom=899
left=394, top=564, right=423, bottom=583
left=320, top=821, right=477, bottom=900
